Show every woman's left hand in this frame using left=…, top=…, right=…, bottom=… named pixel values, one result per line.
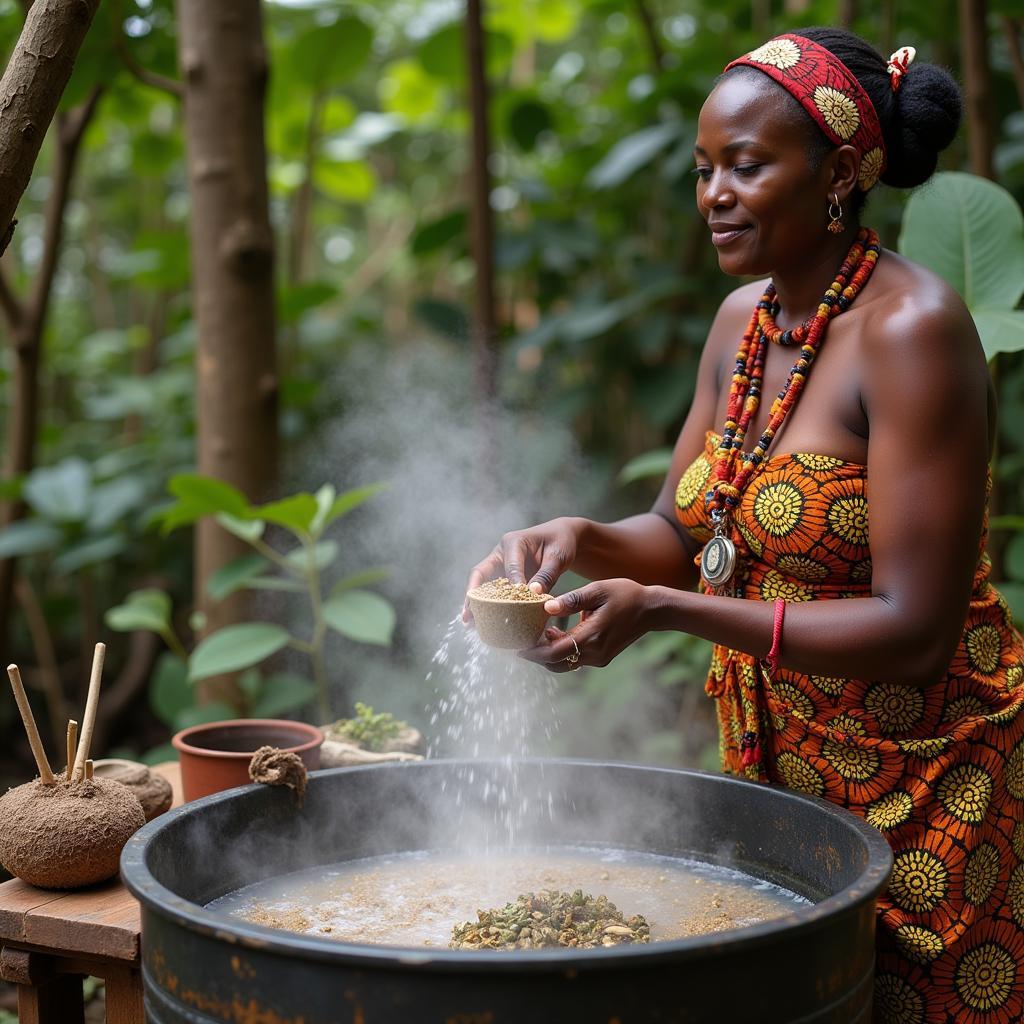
left=519, top=578, right=658, bottom=673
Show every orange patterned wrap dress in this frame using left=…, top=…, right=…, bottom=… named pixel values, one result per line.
left=675, top=429, right=1024, bottom=1024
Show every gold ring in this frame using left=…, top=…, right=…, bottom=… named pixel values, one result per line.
left=565, top=635, right=581, bottom=665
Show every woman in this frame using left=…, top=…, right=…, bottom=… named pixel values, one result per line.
left=467, top=27, right=1024, bottom=1024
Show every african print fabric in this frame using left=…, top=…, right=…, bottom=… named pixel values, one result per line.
left=676, top=429, right=1024, bottom=1024
left=725, top=33, right=887, bottom=192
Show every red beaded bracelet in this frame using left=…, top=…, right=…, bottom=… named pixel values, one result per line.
left=763, top=598, right=785, bottom=678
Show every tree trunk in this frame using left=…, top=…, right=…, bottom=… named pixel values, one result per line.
left=959, top=0, right=996, bottom=180
left=176, top=0, right=278, bottom=707
left=0, top=87, right=103, bottom=650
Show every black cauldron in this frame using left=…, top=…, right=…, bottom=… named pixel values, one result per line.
left=121, top=759, right=891, bottom=1024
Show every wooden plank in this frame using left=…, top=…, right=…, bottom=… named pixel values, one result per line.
left=100, top=964, right=144, bottom=1024
left=0, top=880, right=65, bottom=943
left=22, top=880, right=140, bottom=960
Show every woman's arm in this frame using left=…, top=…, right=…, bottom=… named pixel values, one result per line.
left=530, top=278, right=993, bottom=687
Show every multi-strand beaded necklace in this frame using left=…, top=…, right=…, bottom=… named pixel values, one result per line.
left=699, top=226, right=881, bottom=594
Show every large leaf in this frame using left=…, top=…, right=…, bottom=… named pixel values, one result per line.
left=287, top=15, right=373, bottom=88
left=188, top=623, right=291, bottom=683
left=0, top=519, right=62, bottom=558
left=617, top=448, right=674, bottom=485
left=86, top=476, right=148, bottom=531
left=322, top=590, right=395, bottom=646
left=105, top=589, right=173, bottom=635
left=161, top=475, right=251, bottom=532
left=252, top=493, right=318, bottom=534
left=411, top=210, right=468, bottom=256
left=23, top=458, right=91, bottom=523
left=330, top=567, right=391, bottom=597
left=215, top=513, right=266, bottom=543
left=971, top=309, right=1024, bottom=361
left=417, top=23, right=513, bottom=84
left=586, top=122, right=686, bottom=190
left=206, top=553, right=273, bottom=601
left=283, top=540, right=338, bottom=573
left=53, top=535, right=127, bottom=575
left=249, top=673, right=319, bottom=719
left=148, top=653, right=191, bottom=728
left=899, top=172, right=1024, bottom=310
left=324, top=483, right=387, bottom=529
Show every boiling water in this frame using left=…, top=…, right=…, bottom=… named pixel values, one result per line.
left=208, top=847, right=810, bottom=948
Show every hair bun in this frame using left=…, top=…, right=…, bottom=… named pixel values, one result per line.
left=881, top=62, right=962, bottom=189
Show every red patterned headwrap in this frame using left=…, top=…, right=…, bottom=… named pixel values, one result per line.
left=724, top=34, right=887, bottom=192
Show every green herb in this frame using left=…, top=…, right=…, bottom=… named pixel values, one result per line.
left=450, top=889, right=650, bottom=950
left=329, top=702, right=404, bottom=752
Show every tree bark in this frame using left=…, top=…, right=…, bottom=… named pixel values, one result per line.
left=959, top=0, right=997, bottom=180
left=0, top=0, right=100, bottom=256
left=176, top=0, right=278, bottom=707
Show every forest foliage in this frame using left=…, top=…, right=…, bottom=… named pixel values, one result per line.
left=0, top=0, right=1023, bottom=772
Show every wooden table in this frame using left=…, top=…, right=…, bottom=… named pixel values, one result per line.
left=0, top=762, right=181, bottom=1024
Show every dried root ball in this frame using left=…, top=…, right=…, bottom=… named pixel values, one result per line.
left=0, top=777, right=145, bottom=889
left=92, top=759, right=173, bottom=822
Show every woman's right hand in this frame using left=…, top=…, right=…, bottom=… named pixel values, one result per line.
left=464, top=517, right=584, bottom=619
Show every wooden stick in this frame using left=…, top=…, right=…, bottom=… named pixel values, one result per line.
left=72, top=642, right=105, bottom=782
left=85, top=759, right=94, bottom=780
left=66, top=719, right=78, bottom=781
left=7, top=663, right=55, bottom=784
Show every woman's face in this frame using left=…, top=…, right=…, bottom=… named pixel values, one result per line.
left=694, top=72, right=834, bottom=277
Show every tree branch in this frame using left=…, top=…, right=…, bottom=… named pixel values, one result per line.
left=0, top=0, right=102, bottom=258
left=631, top=0, right=664, bottom=72
left=111, top=0, right=183, bottom=99
left=0, top=263, right=24, bottom=329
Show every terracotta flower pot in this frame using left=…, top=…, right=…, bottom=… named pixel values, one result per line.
left=172, top=719, right=323, bottom=802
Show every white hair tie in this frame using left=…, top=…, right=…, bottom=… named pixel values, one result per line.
left=887, top=46, right=916, bottom=91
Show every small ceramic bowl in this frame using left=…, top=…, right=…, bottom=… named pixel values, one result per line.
left=466, top=591, right=551, bottom=650
left=172, top=719, right=322, bottom=802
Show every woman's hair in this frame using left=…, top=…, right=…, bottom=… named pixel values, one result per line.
left=725, top=27, right=962, bottom=201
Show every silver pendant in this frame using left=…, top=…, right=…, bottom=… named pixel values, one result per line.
left=701, top=512, right=737, bottom=591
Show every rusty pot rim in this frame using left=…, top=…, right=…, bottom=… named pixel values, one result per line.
left=171, top=718, right=323, bottom=761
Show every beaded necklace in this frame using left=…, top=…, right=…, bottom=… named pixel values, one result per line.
left=699, top=227, right=881, bottom=593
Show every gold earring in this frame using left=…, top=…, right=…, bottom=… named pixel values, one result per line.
left=827, top=194, right=844, bottom=234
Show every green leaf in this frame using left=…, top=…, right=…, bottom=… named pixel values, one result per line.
left=506, top=98, right=553, bottom=152
left=315, top=160, right=376, bottom=202
left=586, top=123, right=686, bottom=190
left=972, top=309, right=1024, bottom=361
left=249, top=673, right=319, bottom=718
left=174, top=702, right=237, bottom=731
left=411, top=210, right=467, bottom=256
left=417, top=23, right=513, bottom=84
left=413, top=298, right=469, bottom=341
left=105, top=589, right=173, bottom=635
left=140, top=742, right=179, bottom=767
left=278, top=281, right=337, bottom=325
left=216, top=513, right=266, bottom=543
left=991, top=516, right=1024, bottom=531
left=899, top=172, right=1024, bottom=310
left=188, top=623, right=291, bottom=683
left=283, top=540, right=338, bottom=572
left=617, top=448, right=674, bottom=485
left=23, top=458, right=91, bottom=523
left=148, top=653, right=192, bottom=728
left=330, top=567, right=391, bottom=597
left=322, top=590, right=396, bottom=646
left=53, top=535, right=127, bottom=575
left=324, top=483, right=387, bottom=528
left=86, top=477, right=148, bottom=531
left=288, top=15, right=373, bottom=88
left=253, top=493, right=318, bottom=533
left=206, top=553, right=273, bottom=601
left=379, top=59, right=445, bottom=123
left=245, top=577, right=306, bottom=593
left=0, top=519, right=62, bottom=558
left=310, top=484, right=336, bottom=537
left=161, top=475, right=251, bottom=532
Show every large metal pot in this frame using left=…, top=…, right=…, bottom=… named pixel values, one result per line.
left=121, top=759, right=891, bottom=1024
